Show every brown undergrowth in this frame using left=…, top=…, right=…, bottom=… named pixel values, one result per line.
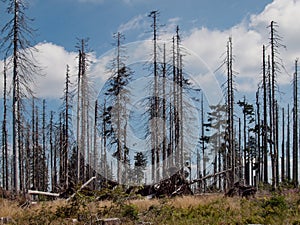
left=1, top=191, right=300, bottom=224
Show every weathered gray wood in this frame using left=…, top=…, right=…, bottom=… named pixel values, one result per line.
left=67, top=176, right=96, bottom=201
left=97, top=218, right=121, bottom=225
left=0, top=217, right=15, bottom=224
left=28, top=190, right=60, bottom=197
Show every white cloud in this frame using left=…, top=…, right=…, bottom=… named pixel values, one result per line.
left=1, top=0, right=299, bottom=100
left=118, top=14, right=149, bottom=34
left=181, top=0, right=300, bottom=93
left=33, top=42, right=78, bottom=98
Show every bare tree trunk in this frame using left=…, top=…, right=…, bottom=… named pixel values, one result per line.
left=179, top=54, right=184, bottom=169
left=53, top=115, right=58, bottom=191
left=76, top=39, right=89, bottom=183
left=64, top=65, right=70, bottom=188
left=287, top=104, right=291, bottom=181
left=31, top=99, right=36, bottom=189
left=93, top=100, right=98, bottom=187
left=275, top=101, right=279, bottom=185
left=77, top=50, right=82, bottom=182
left=176, top=27, right=184, bottom=169
left=238, top=118, right=242, bottom=182
left=2, top=0, right=39, bottom=192
left=12, top=0, right=19, bottom=192
left=25, top=124, right=30, bottom=191
left=262, top=45, right=268, bottom=184
left=116, top=32, right=122, bottom=183
left=243, top=97, right=249, bottom=185
left=267, top=54, right=274, bottom=187
left=2, top=59, right=8, bottom=190
left=86, top=98, right=91, bottom=179
left=227, top=37, right=235, bottom=188
left=269, top=21, right=282, bottom=189
left=281, top=107, right=285, bottom=182
left=149, top=11, right=159, bottom=183
left=124, top=116, right=128, bottom=183
left=42, top=99, right=47, bottom=191
left=59, top=113, right=64, bottom=186
left=18, top=101, right=23, bottom=192
left=49, top=111, right=54, bottom=191
left=293, top=59, right=298, bottom=186
left=35, top=106, right=40, bottom=190
left=102, top=101, right=108, bottom=180
left=162, top=44, right=167, bottom=178
left=201, top=94, right=206, bottom=192
left=256, top=90, right=261, bottom=186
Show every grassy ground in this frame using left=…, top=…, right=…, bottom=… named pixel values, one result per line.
left=1, top=191, right=300, bottom=224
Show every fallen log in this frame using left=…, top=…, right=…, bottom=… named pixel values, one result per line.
left=67, top=176, right=96, bottom=201
left=189, top=167, right=238, bottom=185
left=28, top=190, right=60, bottom=197
left=96, top=218, right=121, bottom=225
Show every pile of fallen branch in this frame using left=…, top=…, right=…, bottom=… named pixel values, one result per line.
left=225, top=182, right=257, bottom=198
left=22, top=166, right=260, bottom=203
left=130, top=169, right=193, bottom=198
left=26, top=169, right=193, bottom=202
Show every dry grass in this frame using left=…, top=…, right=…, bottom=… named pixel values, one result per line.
left=0, top=194, right=262, bottom=218
left=169, top=194, right=223, bottom=208
left=1, top=193, right=300, bottom=225
left=125, top=193, right=227, bottom=212
left=128, top=198, right=160, bottom=211
left=0, top=198, right=22, bottom=218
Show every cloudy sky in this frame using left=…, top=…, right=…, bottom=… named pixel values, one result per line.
left=0, top=0, right=299, bottom=105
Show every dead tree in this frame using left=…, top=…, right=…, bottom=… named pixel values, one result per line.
left=1, top=0, right=40, bottom=192
left=76, top=39, right=90, bottom=183
left=275, top=101, right=279, bottom=185
left=201, top=94, right=206, bottom=192
left=286, top=104, right=291, bottom=181
left=41, top=99, right=47, bottom=191
left=162, top=43, right=167, bottom=178
left=61, top=65, right=71, bottom=188
left=93, top=100, right=98, bottom=186
left=293, top=59, right=298, bottom=186
left=281, top=107, right=285, bottom=182
left=268, top=21, right=285, bottom=189
left=226, top=37, right=235, bottom=188
left=267, top=54, right=273, bottom=187
left=149, top=10, right=159, bottom=183
left=103, top=32, right=132, bottom=184
left=115, top=32, right=124, bottom=183
left=1, top=59, right=8, bottom=190
left=256, top=89, right=261, bottom=185
left=262, top=45, right=268, bottom=184
left=237, top=97, right=255, bottom=185
left=49, top=111, right=56, bottom=191
left=270, top=22, right=277, bottom=189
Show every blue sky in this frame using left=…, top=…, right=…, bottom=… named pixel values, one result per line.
left=0, top=0, right=299, bottom=102
left=0, top=0, right=300, bottom=182
left=24, top=0, right=272, bottom=54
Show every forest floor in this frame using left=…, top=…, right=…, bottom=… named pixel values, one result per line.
left=1, top=189, right=300, bottom=224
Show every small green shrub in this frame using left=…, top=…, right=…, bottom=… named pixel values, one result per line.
left=121, top=204, right=139, bottom=220
left=261, top=195, right=288, bottom=224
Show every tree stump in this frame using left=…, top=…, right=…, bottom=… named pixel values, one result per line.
left=97, top=218, right=121, bottom=225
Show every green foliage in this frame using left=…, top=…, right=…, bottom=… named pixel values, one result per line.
left=121, top=204, right=139, bottom=220
left=18, top=204, right=58, bottom=225
left=261, top=194, right=288, bottom=223
left=134, top=152, right=147, bottom=183
left=6, top=192, right=300, bottom=224
left=55, top=194, right=87, bottom=219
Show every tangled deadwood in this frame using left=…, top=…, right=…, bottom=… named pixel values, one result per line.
left=225, top=182, right=257, bottom=198
left=129, top=168, right=193, bottom=198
